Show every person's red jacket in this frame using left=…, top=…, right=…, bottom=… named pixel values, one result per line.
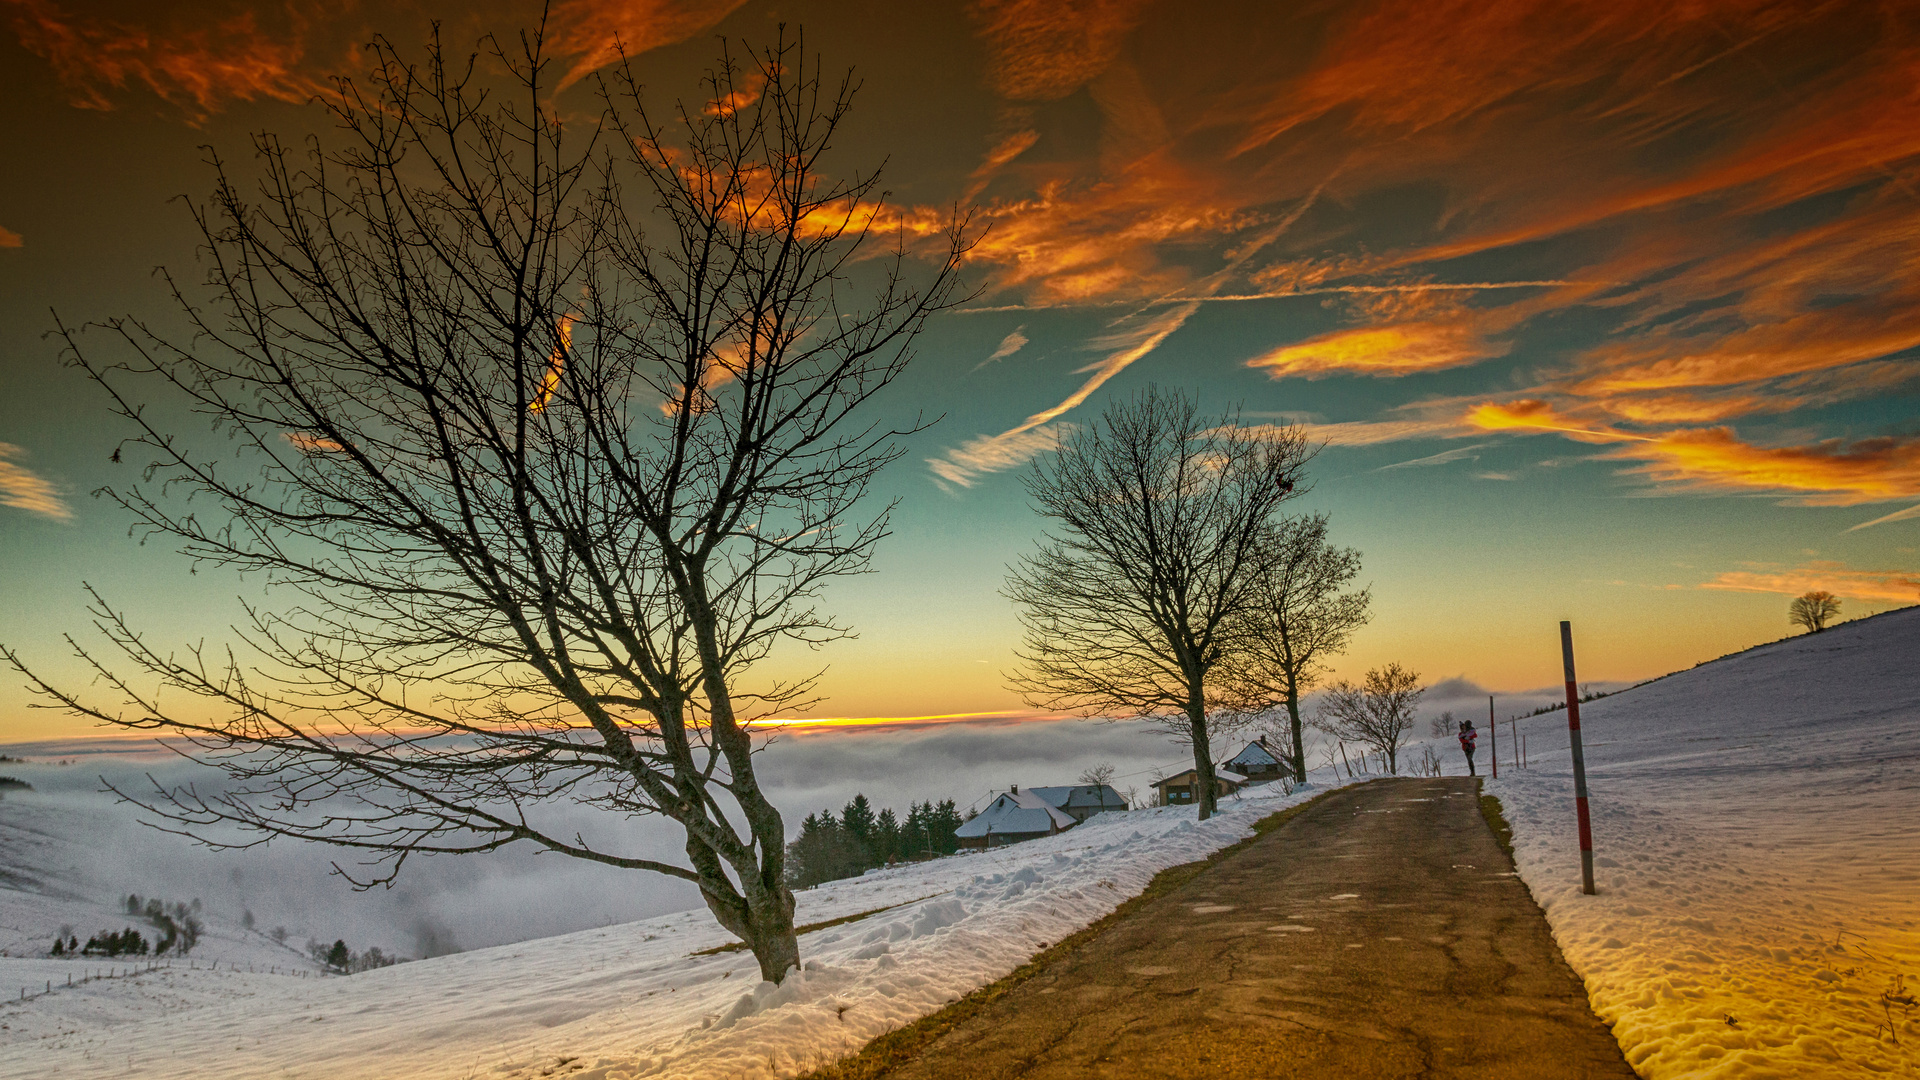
left=1459, top=727, right=1478, bottom=752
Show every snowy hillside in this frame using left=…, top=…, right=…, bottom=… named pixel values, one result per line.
left=0, top=776, right=1342, bottom=1079
left=0, top=789, right=327, bottom=977
left=1491, top=607, right=1920, bottom=1078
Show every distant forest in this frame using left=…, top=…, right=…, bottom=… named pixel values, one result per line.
left=786, top=796, right=965, bottom=888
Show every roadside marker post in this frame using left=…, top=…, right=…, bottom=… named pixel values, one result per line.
left=1559, top=620, right=1597, bottom=895
left=1488, top=695, right=1498, bottom=779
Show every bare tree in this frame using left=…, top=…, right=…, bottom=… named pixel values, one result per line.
left=4, top=24, right=969, bottom=984
left=1790, top=590, right=1841, bottom=634
left=1076, top=762, right=1116, bottom=787
left=1220, top=513, right=1370, bottom=784
left=1314, top=664, right=1424, bottom=775
left=1005, top=388, right=1310, bottom=820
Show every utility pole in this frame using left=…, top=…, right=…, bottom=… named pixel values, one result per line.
left=1559, top=621, right=1597, bottom=895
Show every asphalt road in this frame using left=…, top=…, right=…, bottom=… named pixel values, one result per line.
left=877, top=777, right=1639, bottom=1079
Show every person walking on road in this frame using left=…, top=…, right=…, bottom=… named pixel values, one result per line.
left=1458, top=719, right=1479, bottom=776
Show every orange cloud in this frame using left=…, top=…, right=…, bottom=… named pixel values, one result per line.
left=283, top=431, right=345, bottom=454
left=551, top=0, right=750, bottom=89
left=702, top=69, right=763, bottom=117
left=0, top=442, right=72, bottom=521
left=529, top=314, right=573, bottom=414
left=1610, top=429, right=1920, bottom=507
left=1464, top=400, right=1637, bottom=444
left=1248, top=319, right=1506, bottom=380
left=965, top=0, right=1151, bottom=102
left=1589, top=391, right=1779, bottom=425
left=1702, top=562, right=1920, bottom=604
left=7, top=0, right=326, bottom=116
left=0, top=225, right=20, bottom=248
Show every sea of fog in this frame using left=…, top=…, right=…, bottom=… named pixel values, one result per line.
left=0, top=675, right=1578, bottom=960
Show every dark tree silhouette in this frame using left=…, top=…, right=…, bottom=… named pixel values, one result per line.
left=1789, top=590, right=1841, bottom=634
left=1220, top=514, right=1370, bottom=783
left=1314, top=663, right=1424, bottom=775
left=5, top=22, right=969, bottom=983
left=1005, top=388, right=1310, bottom=820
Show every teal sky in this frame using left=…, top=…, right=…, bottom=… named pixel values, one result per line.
left=3, top=0, right=1919, bottom=740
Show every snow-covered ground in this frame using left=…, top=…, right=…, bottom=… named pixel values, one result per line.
left=1491, top=607, right=1920, bottom=1078
left=0, top=776, right=1343, bottom=1079
left=0, top=788, right=330, bottom=986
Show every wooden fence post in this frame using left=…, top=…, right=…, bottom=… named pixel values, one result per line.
left=1559, top=620, right=1597, bottom=895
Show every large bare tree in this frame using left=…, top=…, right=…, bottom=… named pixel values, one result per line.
left=3, top=24, right=969, bottom=983
left=1005, top=388, right=1309, bottom=820
left=1315, top=663, right=1424, bottom=775
left=1221, top=514, right=1371, bottom=784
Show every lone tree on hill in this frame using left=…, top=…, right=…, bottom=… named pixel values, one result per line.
left=1005, top=388, right=1311, bottom=820
left=1789, top=590, right=1841, bottom=634
left=4, top=22, right=970, bottom=984
left=1219, top=513, right=1371, bottom=784
left=1314, top=663, right=1425, bottom=775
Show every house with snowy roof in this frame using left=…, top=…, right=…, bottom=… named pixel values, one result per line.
left=954, top=786, right=1079, bottom=849
left=1151, top=768, right=1247, bottom=806
left=1224, top=738, right=1288, bottom=783
left=1024, top=784, right=1129, bottom=823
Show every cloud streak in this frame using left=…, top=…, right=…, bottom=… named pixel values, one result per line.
left=550, top=0, right=751, bottom=89
left=974, top=326, right=1029, bottom=370
left=6, top=0, right=328, bottom=117
left=0, top=442, right=72, bottom=521
left=1702, top=561, right=1920, bottom=604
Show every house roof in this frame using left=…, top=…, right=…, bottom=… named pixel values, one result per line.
left=954, top=789, right=1078, bottom=838
left=1151, top=768, right=1248, bottom=788
left=1226, top=741, right=1280, bottom=768
left=1026, top=784, right=1128, bottom=811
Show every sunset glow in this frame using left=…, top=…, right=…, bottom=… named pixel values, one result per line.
left=2, top=0, right=1916, bottom=742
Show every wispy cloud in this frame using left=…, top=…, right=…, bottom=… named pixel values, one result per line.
left=973, top=326, right=1029, bottom=371
left=1608, top=430, right=1920, bottom=507
left=551, top=0, right=751, bottom=90
left=927, top=301, right=1194, bottom=488
left=1702, top=561, right=1920, bottom=604
left=1848, top=503, right=1920, bottom=533
left=7, top=0, right=328, bottom=118
left=0, top=442, right=72, bottom=522
left=1249, top=320, right=1507, bottom=380
left=1378, top=444, right=1489, bottom=470
left=1465, top=397, right=1920, bottom=506
left=928, top=423, right=1071, bottom=491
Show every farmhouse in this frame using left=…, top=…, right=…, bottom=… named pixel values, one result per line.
left=1025, top=783, right=1129, bottom=822
left=1224, top=738, right=1288, bottom=783
left=954, top=786, right=1078, bottom=849
left=1151, top=768, right=1247, bottom=806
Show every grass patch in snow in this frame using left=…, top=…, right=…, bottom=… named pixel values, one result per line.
left=1477, top=783, right=1514, bottom=863
left=792, top=786, right=1344, bottom=1080
left=689, top=897, right=943, bottom=957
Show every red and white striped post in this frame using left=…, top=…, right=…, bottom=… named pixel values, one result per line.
left=1559, top=620, right=1596, bottom=895
left=1488, top=695, right=1498, bottom=779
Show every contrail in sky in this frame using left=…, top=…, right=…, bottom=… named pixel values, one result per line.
left=955, top=281, right=1601, bottom=314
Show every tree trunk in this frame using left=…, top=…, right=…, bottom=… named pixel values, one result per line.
left=737, top=902, right=800, bottom=984
left=1190, top=707, right=1217, bottom=820
left=1285, top=686, right=1307, bottom=784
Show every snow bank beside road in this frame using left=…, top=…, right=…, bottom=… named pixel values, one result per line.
left=1492, top=608, right=1920, bottom=1078
left=0, top=775, right=1341, bottom=1080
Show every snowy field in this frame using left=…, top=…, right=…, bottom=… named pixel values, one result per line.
left=1491, top=607, right=1920, bottom=1078
left=0, top=777, right=1342, bottom=1079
